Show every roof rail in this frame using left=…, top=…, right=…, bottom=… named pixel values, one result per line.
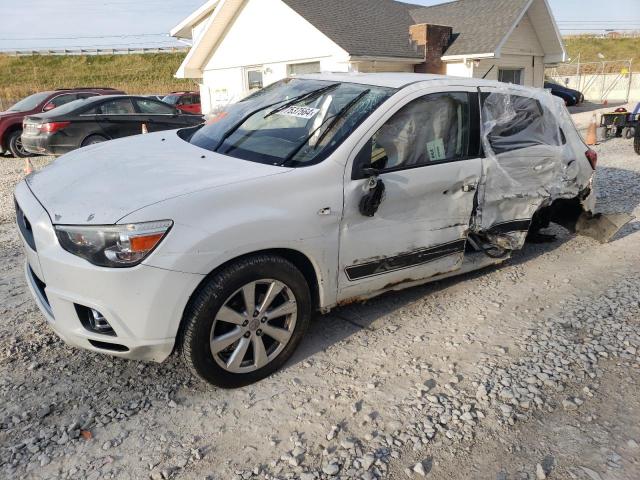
left=54, top=87, right=118, bottom=91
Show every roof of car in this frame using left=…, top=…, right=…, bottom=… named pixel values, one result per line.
left=294, top=72, right=519, bottom=90
left=74, top=94, right=162, bottom=103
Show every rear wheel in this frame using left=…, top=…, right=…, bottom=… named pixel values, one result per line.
left=81, top=134, right=107, bottom=147
left=181, top=255, right=311, bottom=388
left=635, top=127, right=640, bottom=155
left=8, top=130, right=29, bottom=158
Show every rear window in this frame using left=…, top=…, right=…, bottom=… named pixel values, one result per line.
left=483, top=94, right=564, bottom=154
left=46, top=99, right=87, bottom=115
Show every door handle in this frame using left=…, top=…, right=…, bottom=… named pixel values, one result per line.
left=462, top=184, right=476, bottom=192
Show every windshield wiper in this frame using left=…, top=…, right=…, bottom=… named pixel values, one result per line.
left=282, top=89, right=371, bottom=165
left=263, top=83, right=341, bottom=119
left=213, top=83, right=341, bottom=153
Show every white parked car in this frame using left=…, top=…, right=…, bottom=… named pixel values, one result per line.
left=15, top=73, right=605, bottom=387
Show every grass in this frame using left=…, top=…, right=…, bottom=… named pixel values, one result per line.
left=564, top=36, right=640, bottom=70
left=0, top=53, right=198, bottom=108
left=0, top=36, right=637, bottom=108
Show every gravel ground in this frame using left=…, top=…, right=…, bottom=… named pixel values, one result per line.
left=0, top=127, right=639, bottom=480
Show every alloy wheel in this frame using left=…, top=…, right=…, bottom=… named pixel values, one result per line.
left=209, top=279, right=297, bottom=373
left=14, top=135, right=29, bottom=157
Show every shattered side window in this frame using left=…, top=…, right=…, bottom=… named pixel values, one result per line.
left=473, top=87, right=585, bottom=251
left=365, top=92, right=470, bottom=170
left=483, top=94, right=563, bottom=154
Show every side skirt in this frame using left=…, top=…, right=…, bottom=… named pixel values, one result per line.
left=333, top=251, right=508, bottom=309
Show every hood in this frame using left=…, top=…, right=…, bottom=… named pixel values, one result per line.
left=26, top=131, right=290, bottom=225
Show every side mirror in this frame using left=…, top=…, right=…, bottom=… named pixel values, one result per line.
left=43, top=102, right=56, bottom=111
left=362, top=167, right=381, bottom=177
left=351, top=138, right=377, bottom=180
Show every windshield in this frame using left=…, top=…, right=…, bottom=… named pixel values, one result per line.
left=188, top=78, right=395, bottom=167
left=8, top=92, right=51, bottom=112
left=163, top=94, right=180, bottom=105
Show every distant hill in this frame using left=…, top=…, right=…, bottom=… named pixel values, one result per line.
left=0, top=53, right=196, bottom=108
left=1, top=37, right=638, bottom=109
left=564, top=36, right=639, bottom=70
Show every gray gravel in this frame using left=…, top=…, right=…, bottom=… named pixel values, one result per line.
left=0, top=129, right=639, bottom=480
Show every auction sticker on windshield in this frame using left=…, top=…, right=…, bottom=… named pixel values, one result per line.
left=277, top=106, right=320, bottom=119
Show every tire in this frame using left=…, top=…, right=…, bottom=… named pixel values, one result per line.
left=7, top=130, right=29, bottom=158
left=81, top=134, right=107, bottom=147
left=635, top=127, right=640, bottom=156
left=623, top=127, right=635, bottom=140
left=181, top=255, right=311, bottom=388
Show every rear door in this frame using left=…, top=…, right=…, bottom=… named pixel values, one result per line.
left=337, top=88, right=483, bottom=301
left=474, top=89, right=571, bottom=247
left=133, top=98, right=185, bottom=131
left=95, top=98, right=144, bottom=139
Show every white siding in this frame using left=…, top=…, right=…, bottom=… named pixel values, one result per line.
left=501, top=14, right=544, bottom=56
left=473, top=54, right=544, bottom=88
left=199, top=0, right=350, bottom=113
left=527, top=0, right=565, bottom=61
left=201, top=56, right=352, bottom=113
left=203, top=0, right=347, bottom=71
left=446, top=61, right=473, bottom=78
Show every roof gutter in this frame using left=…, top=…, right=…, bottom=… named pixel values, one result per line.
left=441, top=53, right=496, bottom=62
left=349, top=55, right=424, bottom=64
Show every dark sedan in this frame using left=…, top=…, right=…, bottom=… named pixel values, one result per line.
left=544, top=81, right=584, bottom=106
left=21, top=95, right=204, bottom=156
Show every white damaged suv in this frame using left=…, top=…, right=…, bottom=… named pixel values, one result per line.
left=15, top=73, right=617, bottom=387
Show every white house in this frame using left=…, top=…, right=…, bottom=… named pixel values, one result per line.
left=171, top=0, right=566, bottom=114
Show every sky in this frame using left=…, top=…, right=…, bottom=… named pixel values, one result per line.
left=0, top=0, right=638, bottom=52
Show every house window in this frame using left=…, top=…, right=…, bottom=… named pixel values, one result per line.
left=498, top=69, right=524, bottom=85
left=246, top=69, right=264, bottom=91
left=287, top=61, right=321, bottom=76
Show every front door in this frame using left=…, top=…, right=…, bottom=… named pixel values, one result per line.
left=96, top=98, right=144, bottom=139
left=337, top=89, right=483, bottom=301
left=133, top=98, right=186, bottom=132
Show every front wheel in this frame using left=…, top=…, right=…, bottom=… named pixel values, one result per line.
left=181, top=255, right=311, bottom=388
left=8, top=130, right=29, bottom=158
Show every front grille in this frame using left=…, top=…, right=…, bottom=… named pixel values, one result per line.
left=15, top=199, right=37, bottom=251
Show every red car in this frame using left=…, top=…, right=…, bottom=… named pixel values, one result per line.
left=0, top=87, right=124, bottom=157
left=162, top=91, right=201, bottom=115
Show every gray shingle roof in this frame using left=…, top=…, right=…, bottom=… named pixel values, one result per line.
left=408, top=0, right=531, bottom=57
left=281, top=0, right=423, bottom=59
left=281, top=0, right=531, bottom=60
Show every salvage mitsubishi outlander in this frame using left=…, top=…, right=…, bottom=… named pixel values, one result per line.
left=14, top=73, right=624, bottom=388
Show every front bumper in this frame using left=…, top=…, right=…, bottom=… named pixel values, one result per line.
left=14, top=181, right=204, bottom=362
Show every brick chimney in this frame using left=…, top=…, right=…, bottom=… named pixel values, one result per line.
left=409, top=23, right=453, bottom=75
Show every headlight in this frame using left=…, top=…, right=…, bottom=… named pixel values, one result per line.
left=55, top=220, right=173, bottom=267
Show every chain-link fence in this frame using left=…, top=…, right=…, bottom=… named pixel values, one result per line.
left=545, top=60, right=638, bottom=103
